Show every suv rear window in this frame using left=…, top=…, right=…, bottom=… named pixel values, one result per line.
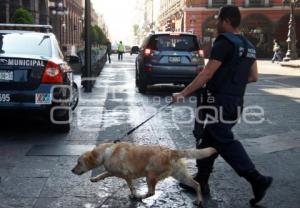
left=0, top=33, right=52, bottom=57
left=147, top=34, right=199, bottom=52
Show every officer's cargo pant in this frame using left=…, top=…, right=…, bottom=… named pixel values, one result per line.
left=194, top=93, right=256, bottom=178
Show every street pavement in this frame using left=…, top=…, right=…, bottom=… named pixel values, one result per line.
left=0, top=55, right=299, bottom=208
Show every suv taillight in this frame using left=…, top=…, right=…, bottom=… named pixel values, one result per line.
left=41, top=61, right=63, bottom=84
left=144, top=48, right=152, bottom=56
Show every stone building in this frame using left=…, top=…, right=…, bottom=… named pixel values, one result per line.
left=49, top=0, right=84, bottom=52
left=0, top=0, right=84, bottom=53
left=0, top=0, right=49, bottom=24
left=157, top=0, right=300, bottom=57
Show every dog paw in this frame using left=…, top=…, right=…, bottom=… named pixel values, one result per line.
left=193, top=200, right=204, bottom=208
left=90, top=177, right=98, bottom=183
left=129, top=194, right=142, bottom=201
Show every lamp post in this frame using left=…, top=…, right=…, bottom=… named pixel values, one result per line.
left=84, top=0, right=92, bottom=92
left=283, top=0, right=299, bottom=61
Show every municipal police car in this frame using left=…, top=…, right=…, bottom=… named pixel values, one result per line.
left=0, top=24, right=79, bottom=133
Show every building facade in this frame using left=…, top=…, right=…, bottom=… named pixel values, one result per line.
left=0, top=0, right=84, bottom=54
left=0, top=0, right=49, bottom=24
left=157, top=0, right=300, bottom=57
left=49, top=0, right=84, bottom=53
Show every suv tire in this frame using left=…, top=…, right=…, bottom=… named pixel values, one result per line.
left=137, top=72, right=147, bottom=93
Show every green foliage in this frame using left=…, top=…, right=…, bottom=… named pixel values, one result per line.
left=81, top=25, right=108, bottom=46
left=11, top=8, right=34, bottom=24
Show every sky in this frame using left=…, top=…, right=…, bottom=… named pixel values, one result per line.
left=91, top=0, right=139, bottom=45
left=91, top=0, right=160, bottom=46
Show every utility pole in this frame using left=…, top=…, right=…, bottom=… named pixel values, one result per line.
left=84, top=0, right=92, bottom=92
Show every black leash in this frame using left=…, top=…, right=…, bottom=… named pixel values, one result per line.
left=114, top=101, right=174, bottom=143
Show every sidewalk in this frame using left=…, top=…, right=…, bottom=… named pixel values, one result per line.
left=280, top=59, right=300, bottom=68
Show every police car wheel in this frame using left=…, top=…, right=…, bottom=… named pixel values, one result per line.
left=71, top=83, right=79, bottom=111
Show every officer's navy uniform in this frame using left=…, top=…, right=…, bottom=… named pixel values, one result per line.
left=194, top=32, right=257, bottom=180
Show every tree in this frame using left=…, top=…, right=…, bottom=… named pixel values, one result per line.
left=11, top=8, right=34, bottom=24
left=81, top=25, right=108, bottom=46
left=94, top=25, right=107, bottom=45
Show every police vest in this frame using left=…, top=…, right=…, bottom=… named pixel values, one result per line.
left=207, top=32, right=256, bottom=97
left=118, top=44, right=125, bottom=52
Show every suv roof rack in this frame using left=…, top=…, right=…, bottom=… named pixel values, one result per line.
left=0, top=24, right=53, bottom=33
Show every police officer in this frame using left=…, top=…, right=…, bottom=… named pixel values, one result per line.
left=172, top=5, right=272, bottom=206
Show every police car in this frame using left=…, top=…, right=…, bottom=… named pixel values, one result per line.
left=0, top=24, right=79, bottom=132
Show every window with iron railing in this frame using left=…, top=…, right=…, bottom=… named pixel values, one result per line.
left=211, top=0, right=229, bottom=8
left=246, top=0, right=270, bottom=7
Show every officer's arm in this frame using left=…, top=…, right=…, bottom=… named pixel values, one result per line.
left=180, top=59, right=222, bottom=97
left=248, top=61, right=258, bottom=83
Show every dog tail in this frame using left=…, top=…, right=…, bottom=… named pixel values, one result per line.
left=177, top=147, right=217, bottom=159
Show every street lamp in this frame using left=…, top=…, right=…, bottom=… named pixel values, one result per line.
left=283, top=0, right=299, bottom=61
left=49, top=0, right=68, bottom=43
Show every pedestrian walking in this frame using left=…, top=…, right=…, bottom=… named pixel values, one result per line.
left=106, top=40, right=112, bottom=64
left=272, top=39, right=282, bottom=63
left=172, top=5, right=272, bottom=206
left=117, top=41, right=125, bottom=61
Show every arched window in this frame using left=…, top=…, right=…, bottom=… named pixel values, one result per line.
left=212, top=0, right=228, bottom=8
left=249, top=0, right=265, bottom=7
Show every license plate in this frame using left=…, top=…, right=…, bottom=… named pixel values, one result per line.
left=169, top=56, right=181, bottom=63
left=0, top=71, right=13, bottom=81
left=0, top=94, right=10, bottom=103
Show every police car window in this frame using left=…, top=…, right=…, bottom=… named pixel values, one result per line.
left=52, top=38, right=64, bottom=59
left=148, top=35, right=199, bottom=51
left=0, top=33, right=52, bottom=57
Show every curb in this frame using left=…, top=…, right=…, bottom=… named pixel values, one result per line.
left=280, top=62, right=300, bottom=69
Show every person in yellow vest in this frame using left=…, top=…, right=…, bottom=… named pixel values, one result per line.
left=117, top=41, right=125, bottom=61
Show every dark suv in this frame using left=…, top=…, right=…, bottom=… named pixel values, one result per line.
left=135, top=32, right=205, bottom=93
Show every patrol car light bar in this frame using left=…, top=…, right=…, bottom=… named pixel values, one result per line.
left=0, top=24, right=53, bottom=33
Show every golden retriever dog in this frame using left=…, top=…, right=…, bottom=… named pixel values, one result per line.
left=72, top=142, right=217, bottom=207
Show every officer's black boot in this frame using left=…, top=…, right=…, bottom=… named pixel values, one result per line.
left=244, top=170, right=273, bottom=206
left=179, top=173, right=210, bottom=195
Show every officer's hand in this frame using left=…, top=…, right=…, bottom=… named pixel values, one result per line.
left=172, top=93, right=185, bottom=103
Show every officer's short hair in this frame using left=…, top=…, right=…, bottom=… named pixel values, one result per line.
left=217, top=5, right=241, bottom=28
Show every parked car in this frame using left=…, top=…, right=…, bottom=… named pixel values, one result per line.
left=131, top=46, right=139, bottom=55
left=0, top=24, right=79, bottom=132
left=135, top=32, right=205, bottom=93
